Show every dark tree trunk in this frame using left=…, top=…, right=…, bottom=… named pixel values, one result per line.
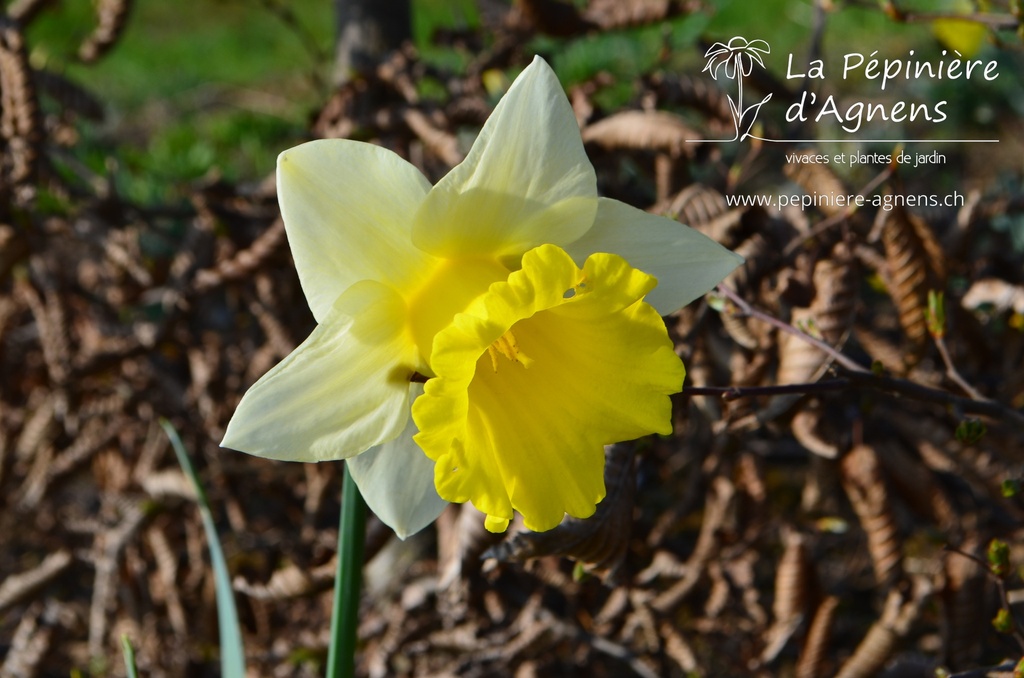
left=333, top=0, right=412, bottom=84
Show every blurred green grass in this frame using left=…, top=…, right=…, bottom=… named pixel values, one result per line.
left=28, top=0, right=334, bottom=202
left=24, top=0, right=1019, bottom=205
left=28, top=0, right=332, bottom=109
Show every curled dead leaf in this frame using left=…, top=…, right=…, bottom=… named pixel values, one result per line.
left=795, top=595, right=839, bottom=678
left=777, top=243, right=857, bottom=386
left=584, top=0, right=685, bottom=31
left=582, top=110, right=701, bottom=157
left=877, top=205, right=946, bottom=367
left=840, top=445, right=903, bottom=589
left=962, top=278, right=1024, bottom=314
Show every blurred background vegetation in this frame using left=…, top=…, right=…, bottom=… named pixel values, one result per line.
left=24, top=0, right=1021, bottom=201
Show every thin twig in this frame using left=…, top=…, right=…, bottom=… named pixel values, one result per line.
left=933, top=335, right=987, bottom=401
left=717, top=283, right=870, bottom=374
left=715, top=284, right=1024, bottom=428
left=843, top=371, right=1024, bottom=429
left=682, top=379, right=850, bottom=401
left=944, top=545, right=1024, bottom=650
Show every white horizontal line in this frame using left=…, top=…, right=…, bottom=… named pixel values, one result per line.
left=692, top=137, right=1000, bottom=143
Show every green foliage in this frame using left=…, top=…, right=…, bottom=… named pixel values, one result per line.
left=162, top=419, right=247, bottom=677
left=545, top=13, right=708, bottom=109
left=414, top=0, right=480, bottom=47
left=572, top=561, right=589, bottom=582
left=1003, top=478, right=1022, bottom=498
left=927, top=290, right=946, bottom=338
left=118, top=111, right=304, bottom=203
left=27, top=0, right=331, bottom=110
left=987, top=538, right=1011, bottom=579
left=26, top=0, right=331, bottom=197
left=993, top=607, right=1014, bottom=633
left=955, top=418, right=988, bottom=445
left=121, top=635, right=139, bottom=678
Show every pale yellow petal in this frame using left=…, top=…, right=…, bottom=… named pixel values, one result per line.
left=563, top=198, right=743, bottom=314
left=412, top=56, right=597, bottom=259
left=278, top=139, right=437, bottom=322
left=346, top=384, right=449, bottom=539
left=222, top=280, right=419, bottom=462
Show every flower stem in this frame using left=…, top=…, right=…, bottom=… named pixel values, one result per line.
left=327, top=463, right=367, bottom=678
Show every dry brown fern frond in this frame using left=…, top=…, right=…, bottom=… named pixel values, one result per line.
left=777, top=242, right=857, bottom=386
left=941, top=540, right=987, bottom=670
left=6, top=0, right=57, bottom=24
left=647, top=72, right=734, bottom=129
left=651, top=474, right=737, bottom=613
left=584, top=0, right=687, bottom=31
left=402, top=107, right=463, bottom=168
left=17, top=278, right=71, bottom=387
left=582, top=109, right=701, bottom=158
left=840, top=444, right=903, bottom=590
left=654, top=183, right=728, bottom=227
left=192, top=218, right=286, bottom=293
left=805, top=242, right=859, bottom=347
left=876, top=204, right=946, bottom=367
left=761, top=527, right=817, bottom=663
left=0, top=549, right=72, bottom=614
left=874, top=439, right=959, bottom=535
left=833, top=582, right=929, bottom=678
left=0, top=18, right=42, bottom=198
left=717, top=231, right=777, bottom=351
left=795, top=595, right=840, bottom=678
left=78, top=0, right=134, bottom=62
left=725, top=231, right=776, bottom=297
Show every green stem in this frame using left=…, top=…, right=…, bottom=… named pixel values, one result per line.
left=327, top=464, right=367, bottom=678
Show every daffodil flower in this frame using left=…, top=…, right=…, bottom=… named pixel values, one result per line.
left=221, top=56, right=742, bottom=538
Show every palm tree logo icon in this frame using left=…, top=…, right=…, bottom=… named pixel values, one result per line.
left=702, top=37, right=773, bottom=142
